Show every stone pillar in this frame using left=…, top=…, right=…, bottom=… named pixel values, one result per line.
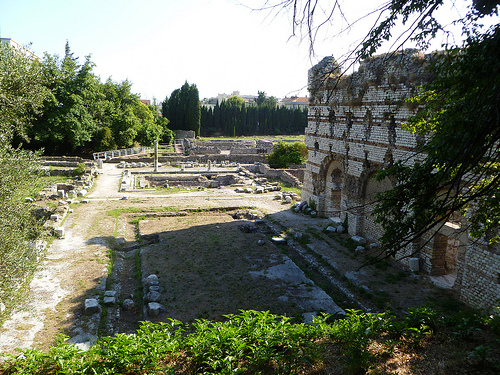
left=154, top=140, right=158, bottom=172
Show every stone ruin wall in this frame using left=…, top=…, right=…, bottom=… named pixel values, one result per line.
left=302, top=50, right=500, bottom=313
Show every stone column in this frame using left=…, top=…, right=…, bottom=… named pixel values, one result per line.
left=154, top=140, right=158, bottom=172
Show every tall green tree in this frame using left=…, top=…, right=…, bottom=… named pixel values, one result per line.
left=162, top=81, right=201, bottom=136
left=29, top=42, right=100, bottom=154
left=255, top=91, right=277, bottom=108
left=0, top=42, right=47, bottom=324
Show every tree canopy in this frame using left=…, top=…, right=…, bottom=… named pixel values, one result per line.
left=10, top=42, right=172, bottom=155
left=269, top=0, right=500, bottom=255
left=200, top=100, right=307, bottom=137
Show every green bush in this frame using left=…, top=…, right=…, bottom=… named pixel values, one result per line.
left=72, top=163, right=86, bottom=177
left=2, top=308, right=498, bottom=374
left=267, top=141, right=308, bottom=168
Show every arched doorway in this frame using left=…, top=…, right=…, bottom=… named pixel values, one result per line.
left=324, top=161, right=344, bottom=217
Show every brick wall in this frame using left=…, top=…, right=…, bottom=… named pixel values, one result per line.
left=303, top=50, right=500, bottom=313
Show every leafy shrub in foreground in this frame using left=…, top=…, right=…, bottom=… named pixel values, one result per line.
left=2, top=308, right=497, bottom=374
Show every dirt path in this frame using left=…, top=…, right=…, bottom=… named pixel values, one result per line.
left=0, top=162, right=455, bottom=357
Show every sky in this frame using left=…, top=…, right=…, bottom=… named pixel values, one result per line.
left=0, top=0, right=478, bottom=101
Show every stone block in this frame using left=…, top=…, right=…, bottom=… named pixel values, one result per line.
left=148, top=302, right=166, bottom=317
left=122, top=299, right=135, bottom=311
left=84, top=299, right=100, bottom=314
left=54, top=227, right=65, bottom=238
left=145, top=291, right=161, bottom=303
left=351, top=235, right=366, bottom=244
left=330, top=217, right=342, bottom=224
left=103, top=296, right=116, bottom=305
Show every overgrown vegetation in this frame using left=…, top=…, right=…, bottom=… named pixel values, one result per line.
left=0, top=42, right=48, bottom=325
left=1, top=308, right=498, bottom=374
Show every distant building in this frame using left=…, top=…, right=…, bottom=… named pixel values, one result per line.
left=201, top=97, right=218, bottom=109
left=280, top=96, right=309, bottom=110
left=216, top=91, right=257, bottom=106
left=0, top=38, right=41, bottom=61
left=140, top=99, right=151, bottom=106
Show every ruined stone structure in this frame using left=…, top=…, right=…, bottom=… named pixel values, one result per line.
left=302, top=50, right=500, bottom=313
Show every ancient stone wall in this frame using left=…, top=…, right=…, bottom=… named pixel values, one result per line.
left=256, top=164, right=302, bottom=187
left=302, top=50, right=500, bottom=313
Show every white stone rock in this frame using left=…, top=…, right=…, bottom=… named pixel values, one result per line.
left=351, top=235, right=366, bottom=244
left=329, top=217, right=342, bottom=224
left=336, top=225, right=345, bottom=233
left=355, top=245, right=365, bottom=253
left=326, top=226, right=336, bottom=232
left=146, top=274, right=159, bottom=286
left=409, top=258, right=420, bottom=272
left=271, top=237, right=287, bottom=244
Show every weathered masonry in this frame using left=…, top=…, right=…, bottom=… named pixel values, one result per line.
left=301, top=50, right=500, bottom=313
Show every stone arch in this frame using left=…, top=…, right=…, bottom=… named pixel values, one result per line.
left=324, top=160, right=345, bottom=217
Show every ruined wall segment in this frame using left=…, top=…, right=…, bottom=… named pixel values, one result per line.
left=302, top=50, right=500, bottom=313
left=303, top=50, right=430, bottom=234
